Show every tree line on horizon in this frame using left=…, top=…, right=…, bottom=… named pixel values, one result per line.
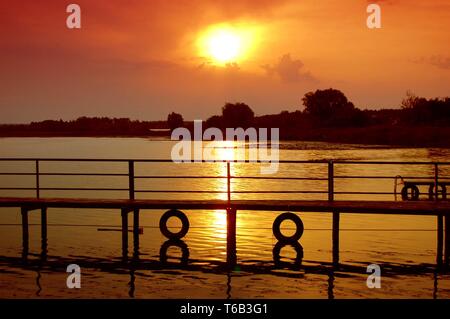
left=168, top=88, right=450, bottom=129
left=1, top=88, right=449, bottom=146
left=168, top=88, right=450, bottom=146
left=0, top=116, right=167, bottom=136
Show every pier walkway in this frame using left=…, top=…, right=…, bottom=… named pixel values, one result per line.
left=0, top=158, right=449, bottom=267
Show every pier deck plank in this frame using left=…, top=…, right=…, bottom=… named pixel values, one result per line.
left=0, top=197, right=449, bottom=215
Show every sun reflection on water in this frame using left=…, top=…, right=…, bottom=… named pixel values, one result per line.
left=206, top=140, right=241, bottom=201
left=210, top=209, right=227, bottom=240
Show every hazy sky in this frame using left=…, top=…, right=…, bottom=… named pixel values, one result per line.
left=0, top=0, right=449, bottom=123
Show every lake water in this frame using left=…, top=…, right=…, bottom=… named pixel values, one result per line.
left=0, top=137, right=450, bottom=298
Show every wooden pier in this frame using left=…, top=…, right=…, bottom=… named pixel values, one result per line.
left=0, top=158, right=450, bottom=267
left=1, top=197, right=450, bottom=266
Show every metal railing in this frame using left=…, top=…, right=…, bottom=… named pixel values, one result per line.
left=0, top=158, right=449, bottom=201
left=1, top=158, right=450, bottom=267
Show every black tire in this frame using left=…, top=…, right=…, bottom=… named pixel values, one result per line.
left=401, top=185, right=420, bottom=201
left=428, top=184, right=447, bottom=200
left=159, top=209, right=190, bottom=239
left=272, top=212, right=304, bottom=242
left=273, top=241, right=304, bottom=269
left=160, top=239, right=189, bottom=264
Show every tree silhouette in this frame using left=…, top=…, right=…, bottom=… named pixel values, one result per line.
left=221, top=102, right=255, bottom=128
left=167, top=112, right=184, bottom=130
left=401, top=91, right=450, bottom=125
left=205, top=115, right=223, bottom=128
left=302, top=88, right=360, bottom=126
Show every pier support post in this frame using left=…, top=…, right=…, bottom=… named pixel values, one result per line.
left=121, top=209, right=129, bottom=260
left=133, top=209, right=140, bottom=259
left=41, top=207, right=47, bottom=259
left=226, top=208, right=237, bottom=267
left=327, top=270, right=335, bottom=300
left=332, top=211, right=340, bottom=266
left=21, top=207, right=29, bottom=258
left=437, top=214, right=443, bottom=266
left=444, top=214, right=449, bottom=266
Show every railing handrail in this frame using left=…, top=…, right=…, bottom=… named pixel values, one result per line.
left=0, top=158, right=449, bottom=165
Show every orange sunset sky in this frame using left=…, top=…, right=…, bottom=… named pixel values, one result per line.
left=0, top=0, right=449, bottom=123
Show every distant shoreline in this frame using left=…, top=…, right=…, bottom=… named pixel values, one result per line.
left=0, top=132, right=168, bottom=138
left=2, top=91, right=449, bottom=148
left=1, top=128, right=449, bottom=149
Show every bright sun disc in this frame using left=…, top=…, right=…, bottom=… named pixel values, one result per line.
left=198, top=24, right=258, bottom=65
left=207, top=30, right=241, bottom=63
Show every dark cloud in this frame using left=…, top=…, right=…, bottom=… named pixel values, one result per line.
left=262, top=54, right=317, bottom=83
left=413, top=56, right=450, bottom=70
left=427, top=56, right=450, bottom=70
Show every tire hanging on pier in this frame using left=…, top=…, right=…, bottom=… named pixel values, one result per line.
left=401, top=185, right=420, bottom=201
left=159, top=209, right=190, bottom=239
left=428, top=184, right=447, bottom=200
left=272, top=212, right=304, bottom=242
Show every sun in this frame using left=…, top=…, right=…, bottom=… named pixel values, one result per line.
left=198, top=24, right=258, bottom=66
left=207, top=30, right=241, bottom=63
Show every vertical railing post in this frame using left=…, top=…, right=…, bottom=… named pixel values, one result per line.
left=434, top=163, right=439, bottom=201
left=128, top=160, right=135, bottom=200
left=227, top=161, right=231, bottom=203
left=35, top=160, right=40, bottom=199
left=328, top=161, right=334, bottom=201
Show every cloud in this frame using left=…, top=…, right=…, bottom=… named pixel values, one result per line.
left=262, top=54, right=317, bottom=83
left=413, top=55, right=450, bottom=70
left=427, top=56, right=450, bottom=70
